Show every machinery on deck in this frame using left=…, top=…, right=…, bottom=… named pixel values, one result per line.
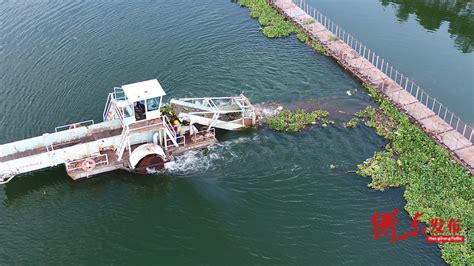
left=0, top=79, right=256, bottom=184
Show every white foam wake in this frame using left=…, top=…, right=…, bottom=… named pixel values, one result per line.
left=160, top=135, right=258, bottom=175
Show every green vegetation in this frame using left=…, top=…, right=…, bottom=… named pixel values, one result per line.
left=357, top=85, right=473, bottom=265
left=265, top=109, right=332, bottom=132
left=160, top=103, right=178, bottom=122
left=239, top=0, right=327, bottom=54
left=344, top=117, right=360, bottom=128
left=240, top=0, right=472, bottom=262
left=312, top=41, right=328, bottom=55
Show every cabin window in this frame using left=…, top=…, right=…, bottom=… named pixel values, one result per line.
left=147, top=97, right=160, bottom=112
left=124, top=105, right=134, bottom=118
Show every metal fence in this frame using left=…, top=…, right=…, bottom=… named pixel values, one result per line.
left=291, top=0, right=473, bottom=144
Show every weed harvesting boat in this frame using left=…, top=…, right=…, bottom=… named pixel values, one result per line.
left=0, top=79, right=256, bottom=183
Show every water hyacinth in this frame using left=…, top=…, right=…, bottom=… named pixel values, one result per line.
left=239, top=0, right=327, bottom=54
left=265, top=109, right=333, bottom=132
left=357, top=85, right=473, bottom=265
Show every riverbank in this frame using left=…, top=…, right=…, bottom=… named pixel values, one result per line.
left=239, top=0, right=473, bottom=264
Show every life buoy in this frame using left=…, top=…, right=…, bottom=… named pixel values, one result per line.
left=81, top=158, right=96, bottom=172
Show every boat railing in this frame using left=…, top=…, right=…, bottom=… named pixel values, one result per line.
left=0, top=170, right=17, bottom=185
left=206, top=127, right=216, bottom=137
left=55, top=120, right=95, bottom=132
left=291, top=0, right=473, bottom=143
left=112, top=101, right=126, bottom=126
left=195, top=127, right=216, bottom=138
left=113, top=87, right=127, bottom=101
left=162, top=115, right=177, bottom=139
left=176, top=135, right=186, bottom=146
left=65, top=154, right=109, bottom=172
left=129, top=119, right=164, bottom=133
left=103, top=93, right=113, bottom=121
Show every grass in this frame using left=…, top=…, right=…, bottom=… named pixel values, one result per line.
left=357, top=85, right=473, bottom=265
left=239, top=0, right=327, bottom=55
left=265, top=109, right=332, bottom=132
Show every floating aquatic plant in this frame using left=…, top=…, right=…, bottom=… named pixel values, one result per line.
left=239, top=0, right=327, bottom=54
left=343, top=117, right=360, bottom=128
left=265, top=109, right=331, bottom=132
left=357, top=85, right=473, bottom=265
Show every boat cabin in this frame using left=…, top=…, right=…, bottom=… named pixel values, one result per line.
left=111, top=79, right=165, bottom=125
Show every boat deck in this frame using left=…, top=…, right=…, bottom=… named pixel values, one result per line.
left=65, top=128, right=217, bottom=180
left=167, top=131, right=218, bottom=157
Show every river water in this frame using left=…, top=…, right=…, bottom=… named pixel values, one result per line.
left=308, top=0, right=474, bottom=124
left=1, top=0, right=469, bottom=264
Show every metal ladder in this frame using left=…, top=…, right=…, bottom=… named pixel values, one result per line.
left=116, top=125, right=130, bottom=161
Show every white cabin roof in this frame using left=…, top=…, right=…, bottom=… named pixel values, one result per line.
left=121, top=79, right=166, bottom=102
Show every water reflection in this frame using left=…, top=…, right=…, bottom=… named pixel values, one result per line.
left=380, top=0, right=474, bottom=53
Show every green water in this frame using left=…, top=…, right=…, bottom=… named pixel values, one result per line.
left=1, top=0, right=468, bottom=264
left=308, top=0, right=474, bottom=123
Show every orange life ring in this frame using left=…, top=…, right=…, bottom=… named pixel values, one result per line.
left=81, top=158, right=96, bottom=172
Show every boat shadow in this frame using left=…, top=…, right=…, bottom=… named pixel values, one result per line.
left=1, top=166, right=172, bottom=205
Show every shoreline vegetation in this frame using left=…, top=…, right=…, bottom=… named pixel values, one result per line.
left=239, top=0, right=327, bottom=55
left=355, top=85, right=472, bottom=264
left=239, top=0, right=473, bottom=264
